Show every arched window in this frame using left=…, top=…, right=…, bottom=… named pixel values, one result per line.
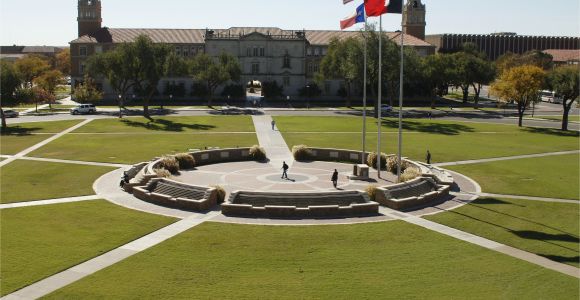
left=283, top=51, right=291, bottom=69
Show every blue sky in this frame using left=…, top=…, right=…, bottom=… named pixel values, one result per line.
left=1, top=0, right=578, bottom=45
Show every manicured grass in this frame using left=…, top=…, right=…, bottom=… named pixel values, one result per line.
left=0, top=200, right=176, bottom=296
left=537, top=115, right=580, bottom=122
left=46, top=221, right=578, bottom=299
left=30, top=133, right=258, bottom=164
left=74, top=116, right=255, bottom=133
left=426, top=197, right=580, bottom=267
left=447, top=154, right=580, bottom=200
left=0, top=120, right=83, bottom=155
left=0, top=160, right=115, bottom=203
left=275, top=117, right=579, bottom=163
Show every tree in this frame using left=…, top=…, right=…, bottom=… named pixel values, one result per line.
left=55, top=48, right=71, bottom=75
left=35, top=69, right=64, bottom=110
left=470, top=58, right=496, bottom=107
left=491, top=65, right=545, bottom=127
left=547, top=65, right=580, bottom=131
left=496, top=50, right=554, bottom=74
left=14, top=55, right=50, bottom=88
left=319, top=37, right=362, bottom=107
left=0, top=61, right=23, bottom=128
left=191, top=52, right=241, bottom=106
left=421, top=54, right=453, bottom=108
left=262, top=81, right=284, bottom=99
left=73, top=75, right=103, bottom=104
left=448, top=44, right=496, bottom=105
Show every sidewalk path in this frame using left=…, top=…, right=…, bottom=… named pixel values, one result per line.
left=0, top=156, right=128, bottom=168
left=434, top=150, right=580, bottom=167
left=0, top=195, right=101, bottom=210
left=1, top=212, right=220, bottom=300
left=0, top=119, right=93, bottom=168
left=380, top=209, right=580, bottom=279
left=252, top=115, right=294, bottom=168
left=20, top=104, right=49, bottom=115
left=58, top=96, right=79, bottom=106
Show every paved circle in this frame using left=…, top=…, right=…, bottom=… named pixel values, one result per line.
left=259, top=173, right=317, bottom=184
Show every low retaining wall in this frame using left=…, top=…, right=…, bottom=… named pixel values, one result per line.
left=374, top=177, right=451, bottom=210
left=222, top=190, right=379, bottom=219
left=133, top=178, right=218, bottom=211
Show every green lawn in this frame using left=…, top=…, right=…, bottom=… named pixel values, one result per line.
left=46, top=221, right=578, bottom=299
left=1, top=120, right=83, bottom=155
left=275, top=117, right=579, bottom=163
left=537, top=115, right=580, bottom=122
left=74, top=116, right=255, bottom=133
left=29, top=133, right=258, bottom=164
left=427, top=197, right=580, bottom=267
left=0, top=201, right=176, bottom=296
left=0, top=160, right=114, bottom=203
left=447, top=154, right=580, bottom=200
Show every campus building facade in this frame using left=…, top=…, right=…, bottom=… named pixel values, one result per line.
left=70, top=0, right=434, bottom=99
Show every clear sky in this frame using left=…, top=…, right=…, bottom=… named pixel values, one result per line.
left=1, top=0, right=578, bottom=46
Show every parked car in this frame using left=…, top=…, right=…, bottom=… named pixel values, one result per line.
left=381, top=105, right=393, bottom=113
left=70, top=104, right=96, bottom=115
left=3, top=110, right=19, bottom=118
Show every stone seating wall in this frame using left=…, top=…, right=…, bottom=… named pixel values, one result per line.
left=123, top=162, right=158, bottom=193
left=375, top=177, right=451, bottom=210
left=222, top=190, right=378, bottom=218
left=133, top=178, right=218, bottom=211
left=189, top=148, right=253, bottom=167
left=306, top=147, right=371, bottom=164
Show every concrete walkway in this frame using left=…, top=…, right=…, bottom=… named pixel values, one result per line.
left=0, top=119, right=93, bottom=168
left=20, top=104, right=49, bottom=115
left=0, top=195, right=101, bottom=210
left=381, top=209, right=580, bottom=279
left=2, top=212, right=220, bottom=300
left=435, top=150, right=580, bottom=167
left=252, top=115, right=294, bottom=168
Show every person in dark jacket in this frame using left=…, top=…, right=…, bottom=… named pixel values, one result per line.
left=426, top=150, right=432, bottom=164
left=331, top=169, right=339, bottom=188
left=282, top=161, right=289, bottom=179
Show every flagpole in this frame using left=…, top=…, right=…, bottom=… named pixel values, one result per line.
left=362, top=13, right=368, bottom=165
left=376, top=14, right=382, bottom=178
left=397, top=28, right=404, bottom=182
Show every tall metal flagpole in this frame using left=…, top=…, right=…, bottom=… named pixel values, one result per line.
left=362, top=13, right=368, bottom=165
left=397, top=28, right=404, bottom=182
left=376, top=14, right=382, bottom=177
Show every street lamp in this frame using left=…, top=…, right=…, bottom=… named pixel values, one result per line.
left=118, top=94, right=123, bottom=118
left=306, top=85, right=310, bottom=110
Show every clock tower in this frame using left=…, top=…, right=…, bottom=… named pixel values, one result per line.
left=78, top=0, right=102, bottom=37
left=403, top=0, right=426, bottom=41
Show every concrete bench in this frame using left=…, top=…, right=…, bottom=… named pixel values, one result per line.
left=375, top=177, right=450, bottom=210
left=133, top=178, right=218, bottom=211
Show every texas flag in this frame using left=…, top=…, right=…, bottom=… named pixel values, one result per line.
left=340, top=3, right=366, bottom=30
left=364, top=0, right=403, bottom=17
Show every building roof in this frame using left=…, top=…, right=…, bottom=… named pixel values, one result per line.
left=70, top=27, right=434, bottom=47
left=0, top=45, right=65, bottom=54
left=543, top=49, right=580, bottom=63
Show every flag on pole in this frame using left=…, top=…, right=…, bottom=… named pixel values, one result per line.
left=340, top=3, right=366, bottom=30
left=364, top=0, right=403, bottom=17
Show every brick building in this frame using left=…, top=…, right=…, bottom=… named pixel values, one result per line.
left=70, top=0, right=434, bottom=99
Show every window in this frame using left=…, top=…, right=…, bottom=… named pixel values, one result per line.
left=252, top=63, right=260, bottom=75
left=253, top=46, right=258, bottom=57
left=324, top=81, right=331, bottom=94
left=283, top=51, right=291, bottom=69
left=79, top=46, right=87, bottom=56
left=80, top=63, right=86, bottom=74
left=175, top=46, right=181, bottom=56
left=183, top=48, right=189, bottom=57
left=259, top=47, right=265, bottom=57
left=307, top=48, right=313, bottom=56
left=314, top=47, right=320, bottom=56
left=95, top=45, right=102, bottom=53
left=283, top=76, right=290, bottom=87
left=313, top=63, right=320, bottom=73
left=247, top=47, right=252, bottom=57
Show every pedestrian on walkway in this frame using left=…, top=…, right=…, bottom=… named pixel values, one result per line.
left=428, top=111, right=432, bottom=119
left=426, top=150, right=432, bottom=164
left=271, top=120, right=276, bottom=130
left=331, top=169, right=339, bottom=188
left=281, top=161, right=289, bottom=179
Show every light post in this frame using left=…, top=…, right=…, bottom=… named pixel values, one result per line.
left=118, top=94, right=123, bottom=118
left=306, top=85, right=310, bottom=110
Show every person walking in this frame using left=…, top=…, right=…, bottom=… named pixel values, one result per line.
left=331, top=169, right=339, bottom=188
left=426, top=150, right=432, bottom=165
left=271, top=120, right=276, bottom=130
left=281, top=161, right=289, bottom=179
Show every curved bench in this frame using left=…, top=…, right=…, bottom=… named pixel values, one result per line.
left=375, top=177, right=450, bottom=210
left=222, top=190, right=378, bottom=218
left=133, top=178, right=218, bottom=211
left=122, top=162, right=158, bottom=193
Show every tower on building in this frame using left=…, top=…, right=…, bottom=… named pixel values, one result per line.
left=403, top=0, right=426, bottom=41
left=78, top=0, right=102, bottom=37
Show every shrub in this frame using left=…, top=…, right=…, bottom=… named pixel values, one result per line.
left=367, top=152, right=387, bottom=170
left=249, top=145, right=267, bottom=161
left=159, top=156, right=179, bottom=174
left=386, top=156, right=410, bottom=174
left=154, top=168, right=172, bottom=178
left=262, top=81, right=284, bottom=98
left=175, top=153, right=196, bottom=169
left=365, top=185, right=380, bottom=202
left=211, top=185, right=227, bottom=204
left=292, top=145, right=313, bottom=161
left=221, top=84, right=245, bottom=99
left=400, top=167, right=422, bottom=183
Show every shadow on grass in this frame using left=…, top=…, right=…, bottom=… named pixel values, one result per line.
left=120, top=118, right=216, bottom=132
left=379, top=119, right=475, bottom=136
left=522, top=127, right=580, bottom=137
left=510, top=230, right=580, bottom=243
left=0, top=126, right=43, bottom=136
left=540, top=254, right=580, bottom=265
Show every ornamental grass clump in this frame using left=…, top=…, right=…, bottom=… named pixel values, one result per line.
left=211, top=185, right=227, bottom=204
left=292, top=145, right=313, bottom=161
left=400, top=167, right=421, bottom=183
left=386, top=156, right=410, bottom=174
left=365, top=185, right=380, bottom=202
left=367, top=152, right=387, bottom=170
left=159, top=156, right=179, bottom=174
left=175, top=153, right=196, bottom=170
left=249, top=145, right=267, bottom=161
left=154, top=168, right=172, bottom=178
